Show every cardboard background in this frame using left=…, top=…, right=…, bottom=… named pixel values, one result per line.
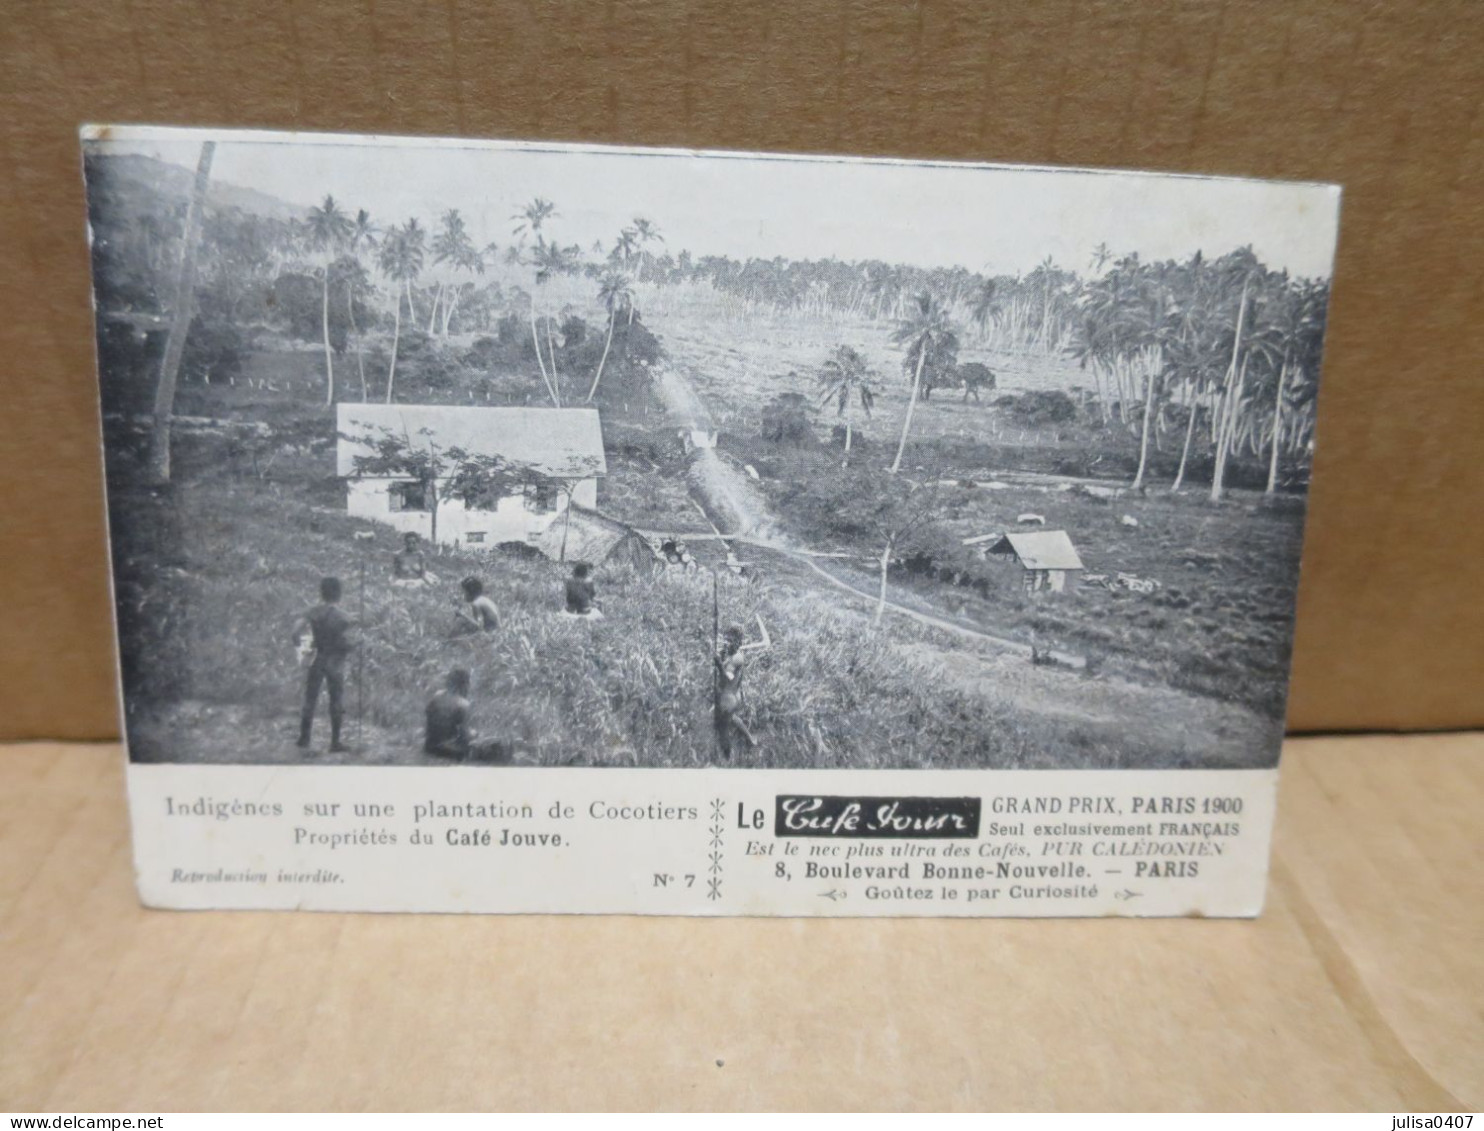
left=4, top=733, right=1480, bottom=1110
left=2, top=0, right=1481, bottom=740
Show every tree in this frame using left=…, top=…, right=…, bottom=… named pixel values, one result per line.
left=815, top=344, right=876, bottom=464
left=377, top=219, right=425, bottom=403
left=148, top=139, right=214, bottom=483
left=531, top=238, right=580, bottom=404
left=349, top=425, right=446, bottom=545
left=199, top=210, right=283, bottom=322
left=1210, top=250, right=1262, bottom=502
left=444, top=448, right=603, bottom=563
left=1165, top=252, right=1216, bottom=493
left=831, top=476, right=940, bottom=626
left=888, top=292, right=956, bottom=474
left=586, top=271, right=633, bottom=403
left=305, top=195, right=354, bottom=405
left=350, top=426, right=596, bottom=552
left=1026, top=255, right=1071, bottom=352
left=429, top=208, right=482, bottom=336
left=969, top=277, right=1000, bottom=340
left=1261, top=279, right=1327, bottom=495
left=610, top=227, right=639, bottom=274
left=630, top=216, right=663, bottom=280
left=512, top=198, right=562, bottom=401
left=1128, top=271, right=1174, bottom=490
left=343, top=209, right=378, bottom=400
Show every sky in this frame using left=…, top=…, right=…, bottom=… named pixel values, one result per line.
left=87, top=126, right=1341, bottom=280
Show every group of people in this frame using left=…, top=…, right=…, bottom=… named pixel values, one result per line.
left=292, top=529, right=764, bottom=761
left=391, top=531, right=601, bottom=630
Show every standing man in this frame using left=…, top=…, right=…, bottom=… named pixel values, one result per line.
left=713, top=618, right=771, bottom=761
left=295, top=576, right=355, bottom=753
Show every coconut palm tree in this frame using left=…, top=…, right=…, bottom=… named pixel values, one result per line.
left=511, top=198, right=559, bottom=393
left=1029, top=254, right=1059, bottom=352
left=1168, top=336, right=1215, bottom=492
left=1259, top=279, right=1326, bottom=494
left=377, top=219, right=425, bottom=403
left=585, top=271, right=633, bottom=403
left=630, top=216, right=663, bottom=280
left=816, top=345, right=877, bottom=465
left=609, top=227, right=639, bottom=274
left=532, top=239, right=581, bottom=401
left=343, top=209, right=378, bottom=400
left=511, top=197, right=556, bottom=243
left=305, top=195, right=354, bottom=405
left=429, top=209, right=480, bottom=335
left=149, top=140, right=214, bottom=483
left=1209, top=249, right=1262, bottom=501
left=1129, top=272, right=1174, bottom=491
left=334, top=256, right=374, bottom=401
left=888, top=293, right=956, bottom=474
left=969, top=277, right=1000, bottom=343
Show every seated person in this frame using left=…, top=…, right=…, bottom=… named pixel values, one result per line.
left=661, top=537, right=697, bottom=571
left=452, top=576, right=501, bottom=635
left=392, top=532, right=435, bottom=587
left=424, top=667, right=506, bottom=762
left=564, top=562, right=601, bottom=618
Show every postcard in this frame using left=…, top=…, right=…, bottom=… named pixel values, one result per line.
left=83, top=126, right=1338, bottom=915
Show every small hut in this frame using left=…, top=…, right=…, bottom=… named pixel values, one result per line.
left=679, top=428, right=718, bottom=455
left=534, top=505, right=664, bottom=574
left=988, top=530, right=1085, bottom=593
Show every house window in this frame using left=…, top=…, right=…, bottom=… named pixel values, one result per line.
left=388, top=481, right=431, bottom=512
left=523, top=481, right=558, bottom=513
left=466, top=532, right=487, bottom=544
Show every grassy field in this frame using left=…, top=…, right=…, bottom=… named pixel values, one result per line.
left=109, top=410, right=1284, bottom=770
left=647, top=288, right=1294, bottom=491
left=112, top=430, right=1070, bottom=769
left=627, top=292, right=1307, bottom=721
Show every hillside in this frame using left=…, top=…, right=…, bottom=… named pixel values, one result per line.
left=85, top=151, right=305, bottom=222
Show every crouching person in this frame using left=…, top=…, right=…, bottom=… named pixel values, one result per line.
left=424, top=667, right=509, bottom=763
left=452, top=576, right=501, bottom=636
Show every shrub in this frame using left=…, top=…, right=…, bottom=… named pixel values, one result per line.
left=1004, top=389, right=1078, bottom=424
left=181, top=316, right=246, bottom=384
left=760, top=392, right=817, bottom=447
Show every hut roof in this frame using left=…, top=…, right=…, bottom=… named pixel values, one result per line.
left=533, top=506, right=662, bottom=570
left=336, top=404, right=607, bottom=479
left=988, top=530, right=1085, bottom=571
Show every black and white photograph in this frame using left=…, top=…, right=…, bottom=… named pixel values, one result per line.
left=87, top=127, right=1338, bottom=773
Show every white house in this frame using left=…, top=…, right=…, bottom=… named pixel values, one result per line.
left=336, top=404, right=607, bottom=551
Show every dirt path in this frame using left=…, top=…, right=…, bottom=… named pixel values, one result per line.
left=752, top=541, right=1278, bottom=763
left=654, top=363, right=780, bottom=540
left=788, top=549, right=1031, bottom=656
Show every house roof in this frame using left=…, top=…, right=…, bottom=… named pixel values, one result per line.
left=988, top=530, right=1085, bottom=571
left=336, top=404, right=607, bottom=479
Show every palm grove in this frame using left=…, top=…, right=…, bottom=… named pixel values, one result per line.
left=91, top=144, right=1325, bottom=502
